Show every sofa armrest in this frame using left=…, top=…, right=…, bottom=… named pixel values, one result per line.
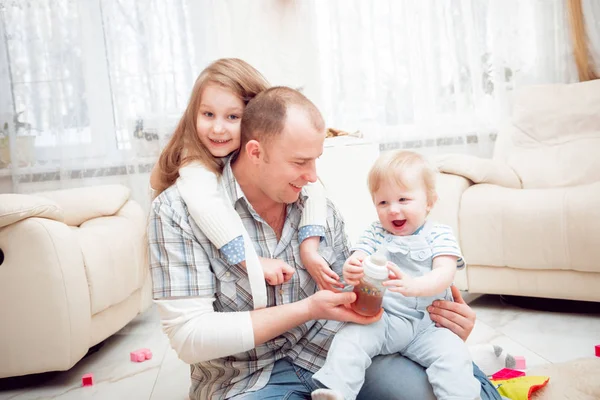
left=429, top=173, right=473, bottom=291
left=36, top=184, right=130, bottom=227
left=430, top=173, right=472, bottom=234
left=0, top=216, right=90, bottom=377
left=433, top=154, right=522, bottom=189
left=0, top=194, right=64, bottom=229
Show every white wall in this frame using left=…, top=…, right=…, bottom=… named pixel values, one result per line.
left=317, top=138, right=380, bottom=245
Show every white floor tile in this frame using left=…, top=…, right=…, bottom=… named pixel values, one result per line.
left=467, top=320, right=551, bottom=369
left=150, top=348, right=190, bottom=400
left=0, top=308, right=168, bottom=400
left=469, top=295, right=600, bottom=364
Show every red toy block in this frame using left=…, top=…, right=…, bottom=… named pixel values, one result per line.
left=492, top=368, right=526, bottom=380
left=595, top=345, right=600, bottom=357
left=81, top=373, right=94, bottom=387
left=130, top=348, right=152, bottom=362
left=514, top=355, right=526, bottom=369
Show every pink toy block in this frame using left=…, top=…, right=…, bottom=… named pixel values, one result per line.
left=595, top=345, right=600, bottom=357
left=130, top=351, right=145, bottom=362
left=514, top=355, right=526, bottom=369
left=140, top=348, right=153, bottom=360
left=130, top=348, right=153, bottom=362
left=492, top=368, right=526, bottom=380
left=81, top=373, right=94, bottom=387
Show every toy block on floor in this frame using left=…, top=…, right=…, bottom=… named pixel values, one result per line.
left=81, top=373, right=94, bottom=386
left=491, top=368, right=526, bottom=380
left=130, top=348, right=152, bottom=362
left=595, top=345, right=600, bottom=357
left=140, top=348, right=153, bottom=360
left=514, top=355, right=526, bottom=369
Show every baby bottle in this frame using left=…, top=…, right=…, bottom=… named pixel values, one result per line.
left=351, top=253, right=388, bottom=317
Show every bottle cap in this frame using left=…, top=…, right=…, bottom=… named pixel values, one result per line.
left=362, top=253, right=389, bottom=281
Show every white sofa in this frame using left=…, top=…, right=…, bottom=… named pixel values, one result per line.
left=430, top=80, right=600, bottom=302
left=0, top=184, right=152, bottom=378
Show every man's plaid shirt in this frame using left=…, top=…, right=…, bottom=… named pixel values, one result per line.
left=148, top=160, right=350, bottom=399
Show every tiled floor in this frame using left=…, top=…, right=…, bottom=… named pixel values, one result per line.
left=1, top=294, right=599, bottom=399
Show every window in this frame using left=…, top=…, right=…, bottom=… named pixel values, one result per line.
left=0, top=0, right=200, bottom=165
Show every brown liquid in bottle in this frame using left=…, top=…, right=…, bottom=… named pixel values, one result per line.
left=351, top=281, right=384, bottom=317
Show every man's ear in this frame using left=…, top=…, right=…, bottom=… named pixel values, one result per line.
left=244, top=140, right=262, bottom=164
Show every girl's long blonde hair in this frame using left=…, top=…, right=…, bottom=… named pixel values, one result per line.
left=153, top=58, right=270, bottom=195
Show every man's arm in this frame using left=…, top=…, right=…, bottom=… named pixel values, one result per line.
left=150, top=198, right=380, bottom=364
left=150, top=199, right=255, bottom=363
left=251, top=199, right=379, bottom=344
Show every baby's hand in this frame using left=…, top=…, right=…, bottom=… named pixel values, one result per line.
left=300, top=238, right=344, bottom=291
left=259, top=257, right=295, bottom=286
left=383, top=262, right=421, bottom=297
left=343, top=251, right=367, bottom=286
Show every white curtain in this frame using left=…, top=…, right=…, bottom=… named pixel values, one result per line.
left=0, top=0, right=318, bottom=209
left=0, top=0, right=203, bottom=210
left=313, top=0, right=600, bottom=158
left=1, top=0, right=598, bottom=207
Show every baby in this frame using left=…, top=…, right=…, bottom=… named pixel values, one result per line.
left=312, top=150, right=480, bottom=400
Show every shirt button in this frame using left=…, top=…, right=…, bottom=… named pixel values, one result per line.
left=225, top=272, right=231, bottom=277
left=419, top=251, right=426, bottom=259
left=386, top=237, right=392, bottom=242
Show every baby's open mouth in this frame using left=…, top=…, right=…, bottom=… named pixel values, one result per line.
left=392, top=220, right=406, bottom=228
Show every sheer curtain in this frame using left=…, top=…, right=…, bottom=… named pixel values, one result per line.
left=313, top=0, right=598, bottom=158
left=1, top=0, right=598, bottom=207
left=0, top=0, right=202, bottom=210
left=0, top=0, right=318, bottom=209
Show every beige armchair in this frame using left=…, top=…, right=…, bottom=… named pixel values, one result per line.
left=0, top=184, right=152, bottom=378
left=430, top=80, right=600, bottom=302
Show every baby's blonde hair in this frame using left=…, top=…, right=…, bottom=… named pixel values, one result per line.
left=367, top=150, right=438, bottom=206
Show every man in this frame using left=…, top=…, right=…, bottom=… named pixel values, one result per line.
left=149, top=87, right=500, bottom=400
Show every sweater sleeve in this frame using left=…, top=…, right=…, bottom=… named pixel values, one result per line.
left=176, top=163, right=268, bottom=309
left=299, top=182, right=327, bottom=243
left=154, top=297, right=255, bottom=364
left=177, top=163, right=245, bottom=249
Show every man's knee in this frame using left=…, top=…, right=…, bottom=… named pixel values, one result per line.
left=358, top=354, right=436, bottom=400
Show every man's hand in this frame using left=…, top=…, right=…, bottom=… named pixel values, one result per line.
left=259, top=257, right=295, bottom=286
left=342, top=251, right=367, bottom=286
left=300, top=240, right=344, bottom=291
left=427, top=285, right=475, bottom=341
left=383, top=262, right=422, bottom=297
left=307, top=290, right=383, bottom=324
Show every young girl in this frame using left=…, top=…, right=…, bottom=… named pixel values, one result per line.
left=150, top=58, right=342, bottom=308
left=312, top=150, right=480, bottom=400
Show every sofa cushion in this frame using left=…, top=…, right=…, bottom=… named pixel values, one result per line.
left=75, top=211, right=146, bottom=315
left=434, top=154, right=522, bottom=189
left=0, top=194, right=64, bottom=229
left=459, top=182, right=600, bottom=273
left=503, top=80, right=600, bottom=189
left=36, top=185, right=130, bottom=227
